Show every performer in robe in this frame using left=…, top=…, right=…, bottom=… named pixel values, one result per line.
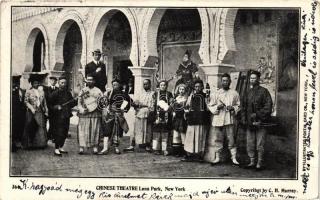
left=12, top=74, right=26, bottom=152
left=205, top=73, right=241, bottom=166
left=85, top=49, right=107, bottom=92
left=124, top=79, right=154, bottom=152
left=174, top=50, right=199, bottom=95
left=49, top=76, right=77, bottom=156
left=152, top=79, right=174, bottom=155
left=22, top=73, right=48, bottom=149
left=171, top=84, right=188, bottom=156
left=78, top=75, right=102, bottom=154
left=182, top=79, right=210, bottom=162
left=241, top=70, right=273, bottom=170
left=99, top=78, right=131, bottom=155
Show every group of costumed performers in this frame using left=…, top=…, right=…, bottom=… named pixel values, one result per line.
left=12, top=48, right=273, bottom=170
left=140, top=50, right=210, bottom=160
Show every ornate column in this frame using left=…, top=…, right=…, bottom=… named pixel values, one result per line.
left=200, top=63, right=235, bottom=89
left=198, top=8, right=238, bottom=89
left=129, top=67, right=157, bottom=98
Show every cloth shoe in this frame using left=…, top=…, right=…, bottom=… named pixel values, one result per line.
left=181, top=155, right=192, bottom=162
left=78, top=147, right=84, bottom=155
left=211, top=152, right=221, bottom=165
left=256, top=159, right=264, bottom=170
left=145, top=146, right=152, bottom=153
left=123, top=146, right=135, bottom=152
left=230, top=148, right=239, bottom=165
left=115, top=147, right=121, bottom=154
left=93, top=147, right=98, bottom=154
left=256, top=152, right=264, bottom=170
left=98, top=137, right=109, bottom=155
left=54, top=149, right=62, bottom=156
left=245, top=158, right=256, bottom=169
left=59, top=148, right=68, bottom=153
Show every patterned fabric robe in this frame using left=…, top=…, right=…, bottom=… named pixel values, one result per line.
left=102, top=89, right=131, bottom=146
left=151, top=90, right=174, bottom=151
left=22, top=87, right=48, bottom=149
left=78, top=86, right=102, bottom=148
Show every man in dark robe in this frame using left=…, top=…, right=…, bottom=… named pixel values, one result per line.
left=44, top=76, right=58, bottom=141
left=85, top=49, right=107, bottom=92
left=49, top=76, right=77, bottom=156
left=241, top=70, right=273, bottom=170
left=12, top=75, right=26, bottom=152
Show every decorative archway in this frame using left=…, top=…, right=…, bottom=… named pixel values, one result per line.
left=24, top=21, right=49, bottom=72
left=54, top=10, right=87, bottom=71
left=139, top=8, right=210, bottom=67
left=216, top=8, right=238, bottom=64
left=89, top=8, right=138, bottom=66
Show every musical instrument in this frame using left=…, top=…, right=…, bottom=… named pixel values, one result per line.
left=83, top=95, right=98, bottom=112
left=60, top=90, right=89, bottom=107
left=158, top=100, right=170, bottom=111
left=120, top=100, right=129, bottom=110
left=155, top=72, right=176, bottom=86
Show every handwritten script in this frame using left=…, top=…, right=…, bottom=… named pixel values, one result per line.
left=300, top=0, right=319, bottom=194
left=11, top=179, right=300, bottom=200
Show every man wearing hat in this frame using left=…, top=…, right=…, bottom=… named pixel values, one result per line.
left=49, top=75, right=77, bottom=156
left=12, top=74, right=26, bottom=152
left=85, top=49, right=107, bottom=92
left=241, top=70, right=273, bottom=170
left=44, top=75, right=58, bottom=141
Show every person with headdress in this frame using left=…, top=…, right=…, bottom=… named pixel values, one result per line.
left=174, top=50, right=199, bottom=95
left=85, top=49, right=107, bottom=92
left=171, top=83, right=188, bottom=156
left=151, top=79, right=174, bottom=155
left=241, top=70, right=273, bottom=170
left=77, top=75, right=103, bottom=154
left=205, top=73, right=241, bottom=166
left=12, top=74, right=26, bottom=152
left=44, top=75, right=58, bottom=142
left=98, top=78, right=131, bottom=155
left=22, top=73, right=48, bottom=149
left=124, top=79, right=154, bottom=153
left=49, top=75, right=77, bottom=156
left=182, top=79, right=210, bottom=162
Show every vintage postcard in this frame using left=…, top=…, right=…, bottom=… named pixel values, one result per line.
left=0, top=0, right=319, bottom=199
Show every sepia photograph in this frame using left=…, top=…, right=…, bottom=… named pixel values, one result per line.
left=9, top=6, right=299, bottom=179
left=1, top=1, right=319, bottom=200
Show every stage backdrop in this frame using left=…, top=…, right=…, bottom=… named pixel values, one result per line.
left=160, top=41, right=205, bottom=93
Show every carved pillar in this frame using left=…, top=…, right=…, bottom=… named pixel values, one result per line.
left=129, top=67, right=157, bottom=98
left=199, top=63, right=235, bottom=89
